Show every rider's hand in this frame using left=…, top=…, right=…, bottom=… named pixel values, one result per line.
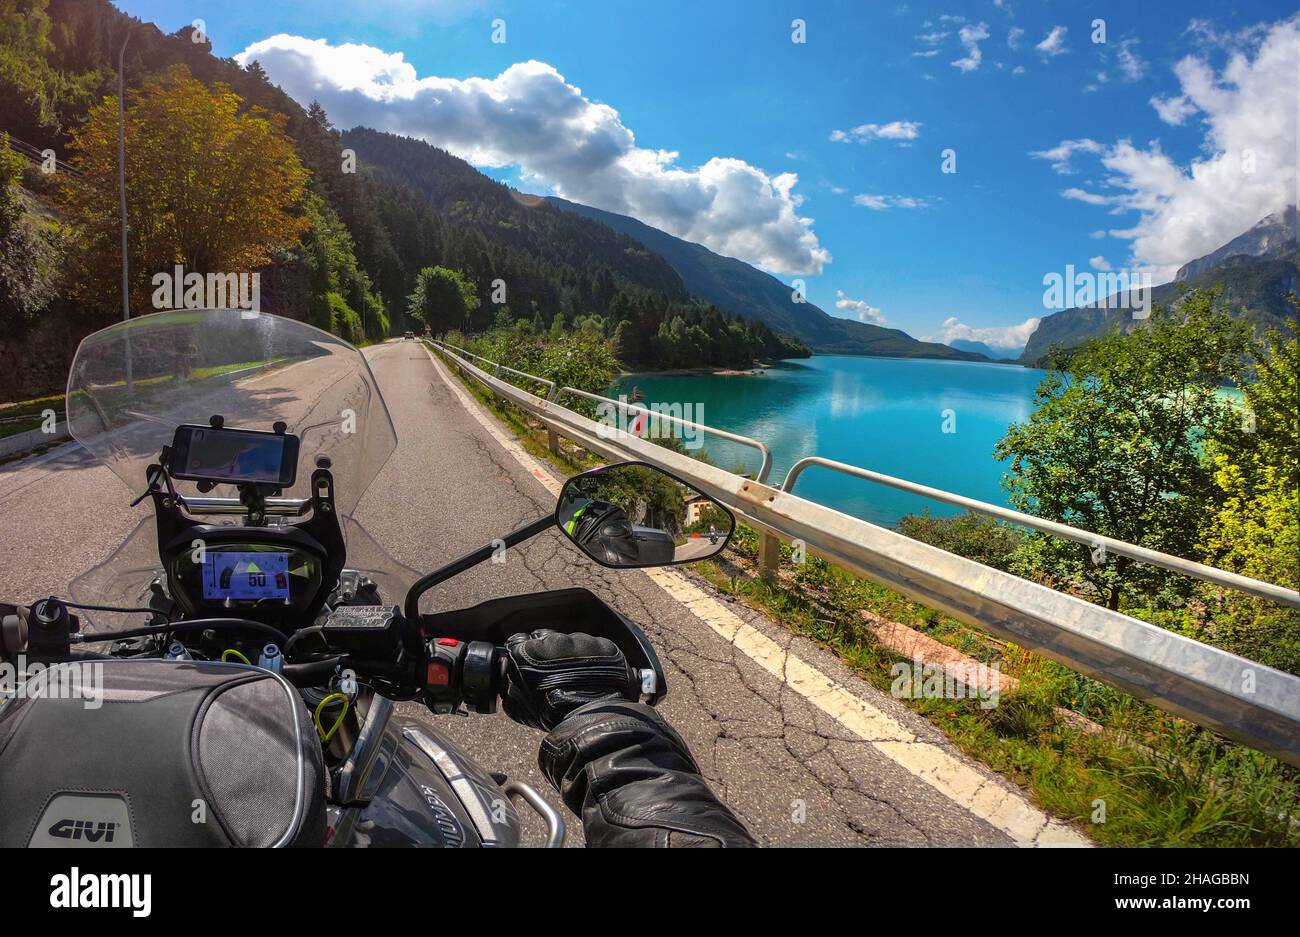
left=500, top=630, right=629, bottom=731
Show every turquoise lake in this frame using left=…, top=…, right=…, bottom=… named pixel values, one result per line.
left=613, top=355, right=1049, bottom=528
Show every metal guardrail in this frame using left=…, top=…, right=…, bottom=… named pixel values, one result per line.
left=4, top=134, right=84, bottom=178
left=783, top=457, right=1300, bottom=609
left=428, top=339, right=1300, bottom=767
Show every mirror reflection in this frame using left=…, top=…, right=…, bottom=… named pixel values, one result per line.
left=556, top=462, right=735, bottom=568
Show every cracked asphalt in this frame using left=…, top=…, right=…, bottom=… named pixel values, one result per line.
left=0, top=339, right=1045, bottom=847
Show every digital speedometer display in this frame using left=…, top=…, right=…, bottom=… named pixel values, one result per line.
left=202, top=551, right=291, bottom=601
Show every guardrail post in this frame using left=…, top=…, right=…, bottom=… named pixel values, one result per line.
left=758, top=531, right=780, bottom=580
left=545, top=386, right=563, bottom=456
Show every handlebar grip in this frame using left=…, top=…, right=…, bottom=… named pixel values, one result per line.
left=422, top=633, right=665, bottom=716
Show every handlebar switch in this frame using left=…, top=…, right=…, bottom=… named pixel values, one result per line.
left=424, top=637, right=465, bottom=714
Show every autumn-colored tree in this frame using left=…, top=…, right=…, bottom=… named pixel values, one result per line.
left=62, top=65, right=309, bottom=310
left=1196, top=309, right=1300, bottom=671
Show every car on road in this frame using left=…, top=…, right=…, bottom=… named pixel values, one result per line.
left=404, top=330, right=415, bottom=340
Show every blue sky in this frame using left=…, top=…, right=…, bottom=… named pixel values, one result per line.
left=115, top=0, right=1299, bottom=353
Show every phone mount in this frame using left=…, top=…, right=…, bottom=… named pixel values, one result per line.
left=182, top=415, right=291, bottom=523
left=138, top=418, right=347, bottom=628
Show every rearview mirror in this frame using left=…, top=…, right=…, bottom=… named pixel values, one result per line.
left=556, top=462, right=735, bottom=568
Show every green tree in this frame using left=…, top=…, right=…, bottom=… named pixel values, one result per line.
left=612, top=318, right=635, bottom=362
left=995, top=291, right=1251, bottom=610
left=406, top=265, right=479, bottom=335
left=298, top=193, right=387, bottom=341
left=1196, top=311, right=1299, bottom=669
left=896, top=510, right=1025, bottom=572
left=0, top=0, right=102, bottom=141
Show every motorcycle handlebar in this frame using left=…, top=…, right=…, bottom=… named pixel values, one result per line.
left=422, top=637, right=648, bottom=715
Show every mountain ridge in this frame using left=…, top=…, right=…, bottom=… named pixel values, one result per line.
left=1019, top=208, right=1298, bottom=365
left=546, top=196, right=987, bottom=361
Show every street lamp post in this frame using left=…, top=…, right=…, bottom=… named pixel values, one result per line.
left=118, top=27, right=133, bottom=388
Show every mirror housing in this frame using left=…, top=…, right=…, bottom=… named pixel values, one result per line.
left=556, top=461, right=735, bottom=568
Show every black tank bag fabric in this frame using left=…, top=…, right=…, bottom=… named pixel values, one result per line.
left=0, top=659, right=326, bottom=847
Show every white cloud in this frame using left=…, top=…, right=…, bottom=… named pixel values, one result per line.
left=1184, top=18, right=1273, bottom=51
left=829, top=120, right=921, bottom=144
left=852, top=193, right=931, bottom=210
left=235, top=36, right=830, bottom=275
left=1150, top=93, right=1197, bottom=125
left=952, top=22, right=990, bottom=72
left=1090, top=229, right=1107, bottom=239
left=1036, top=26, right=1069, bottom=56
left=835, top=290, right=886, bottom=325
left=916, top=29, right=949, bottom=45
left=1062, top=187, right=1120, bottom=206
left=1029, top=138, right=1104, bottom=173
left=1034, top=15, right=1300, bottom=281
left=1116, top=39, right=1146, bottom=81
left=929, top=315, right=1041, bottom=355
left=1089, top=255, right=1112, bottom=271
left=1007, top=26, right=1025, bottom=50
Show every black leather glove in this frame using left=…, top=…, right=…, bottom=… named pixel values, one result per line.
left=501, top=630, right=630, bottom=731
left=540, top=699, right=758, bottom=847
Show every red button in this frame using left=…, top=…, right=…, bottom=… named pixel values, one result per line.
left=435, top=637, right=460, bottom=647
left=426, top=661, right=451, bottom=686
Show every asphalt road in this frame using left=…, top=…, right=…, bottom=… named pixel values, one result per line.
left=0, top=338, right=1081, bottom=847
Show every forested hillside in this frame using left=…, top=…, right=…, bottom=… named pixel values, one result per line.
left=0, top=0, right=809, bottom=398
left=344, top=127, right=809, bottom=367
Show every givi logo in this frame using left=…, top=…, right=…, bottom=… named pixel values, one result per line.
left=48, top=819, right=119, bottom=843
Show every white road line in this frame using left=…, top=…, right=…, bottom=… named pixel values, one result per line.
left=422, top=344, right=1091, bottom=847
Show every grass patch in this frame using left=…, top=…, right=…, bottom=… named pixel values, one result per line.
left=697, top=527, right=1300, bottom=846
left=0, top=391, right=66, bottom=439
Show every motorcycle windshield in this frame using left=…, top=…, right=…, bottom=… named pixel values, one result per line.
left=67, top=308, right=396, bottom=515
left=66, top=310, right=408, bottom=633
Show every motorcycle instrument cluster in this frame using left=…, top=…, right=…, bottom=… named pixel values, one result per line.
left=201, top=550, right=291, bottom=601
left=170, top=543, right=322, bottom=617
